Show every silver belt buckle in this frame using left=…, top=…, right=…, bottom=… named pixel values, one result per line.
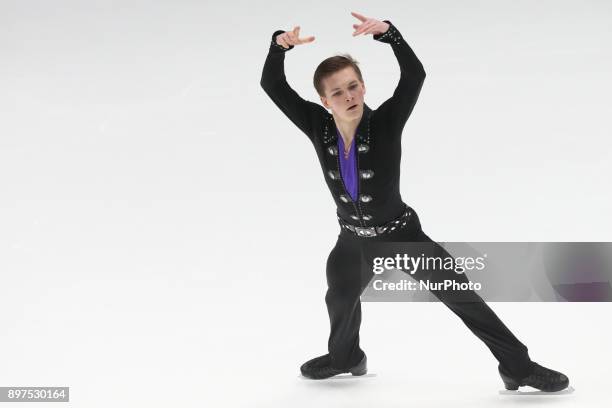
left=355, top=226, right=377, bottom=237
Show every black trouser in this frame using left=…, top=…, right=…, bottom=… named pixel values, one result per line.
left=325, top=205, right=533, bottom=378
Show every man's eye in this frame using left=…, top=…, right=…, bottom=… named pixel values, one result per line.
left=349, top=84, right=357, bottom=89
left=333, top=92, right=341, bottom=96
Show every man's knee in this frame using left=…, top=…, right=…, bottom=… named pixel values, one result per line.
left=325, top=288, right=361, bottom=309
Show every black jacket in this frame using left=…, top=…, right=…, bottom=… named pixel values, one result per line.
left=260, top=20, right=426, bottom=227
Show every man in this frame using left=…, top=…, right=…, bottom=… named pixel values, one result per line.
left=260, top=11, right=569, bottom=391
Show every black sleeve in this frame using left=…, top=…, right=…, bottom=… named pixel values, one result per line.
left=373, top=20, right=426, bottom=133
left=260, top=30, right=327, bottom=142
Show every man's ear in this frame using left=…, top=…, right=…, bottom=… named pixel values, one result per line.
left=320, top=95, right=330, bottom=109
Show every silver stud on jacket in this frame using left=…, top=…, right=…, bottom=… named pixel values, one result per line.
left=327, top=146, right=338, bottom=156
left=357, top=144, right=369, bottom=153
left=360, top=170, right=374, bottom=179
left=327, top=170, right=340, bottom=180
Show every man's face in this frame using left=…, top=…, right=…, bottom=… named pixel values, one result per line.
left=320, top=66, right=366, bottom=122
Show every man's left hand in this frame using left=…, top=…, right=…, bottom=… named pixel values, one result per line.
left=351, top=12, right=390, bottom=37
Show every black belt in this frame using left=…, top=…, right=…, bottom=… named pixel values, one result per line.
left=337, top=207, right=413, bottom=238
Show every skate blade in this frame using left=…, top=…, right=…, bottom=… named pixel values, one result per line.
left=298, top=373, right=377, bottom=380
left=499, top=385, right=575, bottom=395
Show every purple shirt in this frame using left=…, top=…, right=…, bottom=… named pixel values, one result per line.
left=337, top=129, right=358, bottom=201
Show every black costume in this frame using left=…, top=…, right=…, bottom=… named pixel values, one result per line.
left=260, top=20, right=534, bottom=379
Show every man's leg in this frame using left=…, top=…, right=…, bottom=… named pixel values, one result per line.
left=403, top=229, right=534, bottom=378
left=324, top=235, right=367, bottom=370
left=361, top=206, right=569, bottom=390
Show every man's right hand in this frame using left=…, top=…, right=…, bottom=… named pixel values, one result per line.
left=275, top=26, right=315, bottom=49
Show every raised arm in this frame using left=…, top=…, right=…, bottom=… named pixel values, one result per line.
left=260, top=26, right=327, bottom=142
left=370, top=19, right=426, bottom=132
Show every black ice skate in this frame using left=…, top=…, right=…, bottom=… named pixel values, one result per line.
left=499, top=362, right=569, bottom=392
left=300, top=354, right=367, bottom=380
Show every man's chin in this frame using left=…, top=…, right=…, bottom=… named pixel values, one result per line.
left=333, top=105, right=363, bottom=120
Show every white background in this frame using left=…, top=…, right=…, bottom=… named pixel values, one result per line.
left=1, top=0, right=610, bottom=406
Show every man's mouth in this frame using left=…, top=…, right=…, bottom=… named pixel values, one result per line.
left=348, top=104, right=358, bottom=111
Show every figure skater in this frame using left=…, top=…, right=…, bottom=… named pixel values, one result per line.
left=260, top=11, right=569, bottom=391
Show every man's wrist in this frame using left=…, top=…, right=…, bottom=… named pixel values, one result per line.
left=373, top=20, right=403, bottom=44
left=270, top=30, right=294, bottom=53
